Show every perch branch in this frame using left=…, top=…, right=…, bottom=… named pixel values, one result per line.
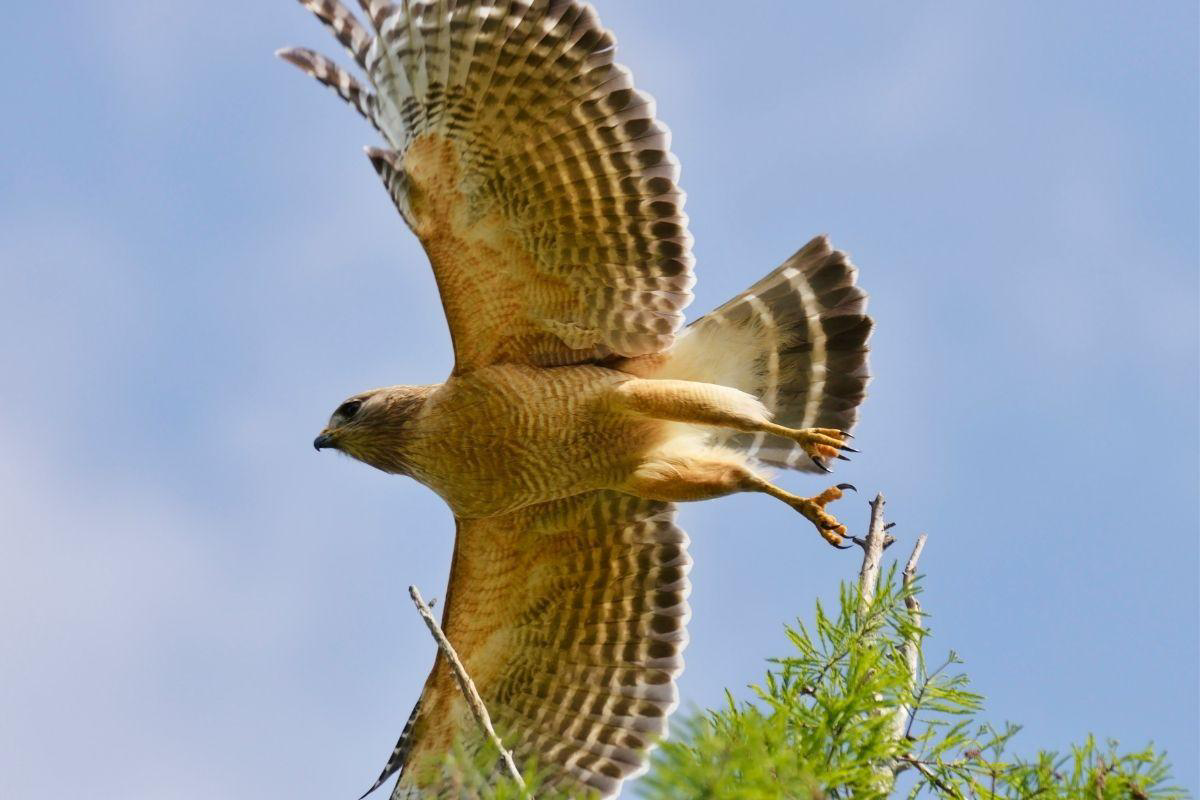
left=853, top=493, right=898, bottom=794
left=855, top=493, right=894, bottom=621
left=408, top=585, right=527, bottom=793
left=853, top=498, right=936, bottom=794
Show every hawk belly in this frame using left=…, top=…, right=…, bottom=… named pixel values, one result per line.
left=404, top=364, right=664, bottom=519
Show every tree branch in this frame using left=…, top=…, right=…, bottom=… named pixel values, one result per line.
left=901, top=755, right=963, bottom=799
left=893, top=533, right=928, bottom=742
left=408, top=585, right=528, bottom=794
left=853, top=499, right=937, bottom=795
left=854, top=493, right=894, bottom=618
left=853, top=493, right=898, bottom=793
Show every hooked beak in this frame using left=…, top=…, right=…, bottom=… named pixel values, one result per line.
left=313, top=431, right=336, bottom=451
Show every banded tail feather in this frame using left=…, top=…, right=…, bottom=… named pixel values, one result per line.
left=650, top=235, right=872, bottom=471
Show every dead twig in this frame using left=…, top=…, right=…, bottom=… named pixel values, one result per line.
left=854, top=499, right=939, bottom=796
left=408, top=585, right=528, bottom=794
left=854, top=493, right=898, bottom=794
left=893, top=533, right=928, bottom=742
left=854, top=493, right=895, bottom=621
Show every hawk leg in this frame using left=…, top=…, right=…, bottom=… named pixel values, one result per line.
left=612, top=378, right=856, bottom=471
left=622, top=454, right=854, bottom=548
left=747, top=478, right=856, bottom=549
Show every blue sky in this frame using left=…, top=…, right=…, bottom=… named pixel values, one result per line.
left=1, top=2, right=1195, bottom=797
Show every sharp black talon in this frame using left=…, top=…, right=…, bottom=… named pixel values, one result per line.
left=833, top=540, right=854, bottom=550
left=836, top=454, right=851, bottom=461
left=884, top=522, right=896, bottom=530
left=810, top=456, right=832, bottom=473
left=840, top=445, right=860, bottom=453
left=839, top=430, right=854, bottom=439
left=836, top=483, right=857, bottom=492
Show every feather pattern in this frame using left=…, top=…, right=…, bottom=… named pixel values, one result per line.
left=282, top=0, right=694, bottom=371
left=647, top=235, right=873, bottom=471
left=360, top=699, right=423, bottom=799
left=277, top=46, right=378, bottom=125
left=298, top=0, right=375, bottom=70
left=379, top=491, right=689, bottom=798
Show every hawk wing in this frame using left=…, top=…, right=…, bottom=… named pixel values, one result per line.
left=361, top=491, right=690, bottom=799
left=281, top=0, right=695, bottom=372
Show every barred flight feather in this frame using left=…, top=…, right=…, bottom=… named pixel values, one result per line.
left=276, top=46, right=378, bottom=126
left=298, top=0, right=374, bottom=70
left=360, top=699, right=423, bottom=799
left=365, top=146, right=416, bottom=226
left=649, top=235, right=873, bottom=472
left=366, top=491, right=688, bottom=799
left=281, top=0, right=694, bottom=372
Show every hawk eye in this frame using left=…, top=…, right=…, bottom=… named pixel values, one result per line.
left=336, top=400, right=362, bottom=420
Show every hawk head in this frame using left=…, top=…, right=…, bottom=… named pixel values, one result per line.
left=313, top=386, right=430, bottom=474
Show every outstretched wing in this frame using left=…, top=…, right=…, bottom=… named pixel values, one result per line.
left=281, top=0, right=695, bottom=372
left=362, top=491, right=690, bottom=799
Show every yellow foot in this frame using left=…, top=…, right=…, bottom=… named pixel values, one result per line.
left=791, top=428, right=857, bottom=473
left=791, top=483, right=857, bottom=548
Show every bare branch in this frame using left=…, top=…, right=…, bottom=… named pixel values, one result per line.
left=903, top=535, right=928, bottom=590
left=893, top=533, right=928, bottom=742
left=855, top=493, right=894, bottom=620
left=408, top=585, right=528, bottom=794
left=853, top=494, right=898, bottom=794
left=853, top=499, right=933, bottom=792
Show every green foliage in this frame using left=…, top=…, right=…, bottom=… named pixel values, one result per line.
left=641, top=566, right=1186, bottom=800
left=418, top=556, right=1185, bottom=799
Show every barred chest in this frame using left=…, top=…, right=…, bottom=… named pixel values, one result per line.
left=402, top=364, right=662, bottom=518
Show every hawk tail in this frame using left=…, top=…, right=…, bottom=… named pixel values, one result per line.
left=651, top=235, right=873, bottom=470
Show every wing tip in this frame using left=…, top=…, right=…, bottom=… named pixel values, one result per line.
left=275, top=45, right=306, bottom=64
left=364, top=145, right=399, bottom=165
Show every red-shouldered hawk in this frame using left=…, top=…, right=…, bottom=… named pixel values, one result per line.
left=280, top=1, right=872, bottom=797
